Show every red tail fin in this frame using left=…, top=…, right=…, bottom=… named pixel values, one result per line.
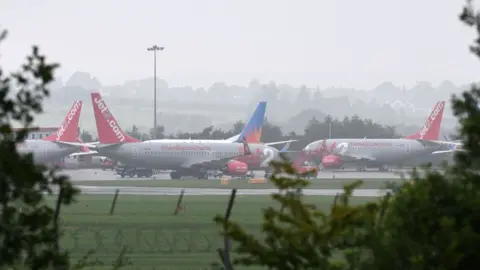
left=405, top=101, right=445, bottom=141
left=43, top=101, right=83, bottom=142
left=91, top=92, right=140, bottom=144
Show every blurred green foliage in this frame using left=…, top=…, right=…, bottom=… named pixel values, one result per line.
left=0, top=27, right=129, bottom=269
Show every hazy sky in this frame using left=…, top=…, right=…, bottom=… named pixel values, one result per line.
left=0, top=0, right=478, bottom=90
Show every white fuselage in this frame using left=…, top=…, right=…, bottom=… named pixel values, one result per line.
left=17, top=140, right=80, bottom=164
left=304, top=138, right=449, bottom=166
left=96, top=141, right=248, bottom=170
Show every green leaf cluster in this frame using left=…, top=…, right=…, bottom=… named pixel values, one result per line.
left=0, top=27, right=134, bottom=270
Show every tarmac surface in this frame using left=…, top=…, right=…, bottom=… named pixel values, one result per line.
left=64, top=169, right=407, bottom=181
left=56, top=169, right=403, bottom=197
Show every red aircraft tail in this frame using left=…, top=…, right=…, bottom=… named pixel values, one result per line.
left=43, top=101, right=83, bottom=142
left=91, top=92, right=140, bottom=144
left=405, top=101, right=445, bottom=141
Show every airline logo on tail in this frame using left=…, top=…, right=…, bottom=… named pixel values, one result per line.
left=56, top=101, right=82, bottom=141
left=238, top=101, right=266, bottom=143
left=419, top=101, right=445, bottom=139
left=93, top=96, right=125, bottom=142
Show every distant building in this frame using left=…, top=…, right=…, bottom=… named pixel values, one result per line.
left=11, top=127, right=58, bottom=140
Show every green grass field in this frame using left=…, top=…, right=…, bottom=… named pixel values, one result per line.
left=72, top=178, right=402, bottom=189
left=58, top=194, right=376, bottom=269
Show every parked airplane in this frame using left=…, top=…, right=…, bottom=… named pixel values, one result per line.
left=303, top=101, right=449, bottom=171
left=90, top=92, right=254, bottom=179
left=16, top=101, right=85, bottom=164
left=87, top=92, right=295, bottom=177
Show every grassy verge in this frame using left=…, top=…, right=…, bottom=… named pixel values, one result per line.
left=58, top=194, right=376, bottom=269
left=72, top=178, right=403, bottom=189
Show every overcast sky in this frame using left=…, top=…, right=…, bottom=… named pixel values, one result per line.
left=0, top=0, right=478, bottom=90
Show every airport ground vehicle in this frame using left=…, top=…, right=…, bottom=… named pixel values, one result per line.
left=115, top=164, right=153, bottom=178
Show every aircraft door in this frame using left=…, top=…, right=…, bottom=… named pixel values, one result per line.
left=132, top=147, right=138, bottom=159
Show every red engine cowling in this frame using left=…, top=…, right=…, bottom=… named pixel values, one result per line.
left=223, top=160, right=249, bottom=176
left=322, top=155, right=342, bottom=168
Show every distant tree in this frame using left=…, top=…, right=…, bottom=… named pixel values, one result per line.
left=312, top=87, right=322, bottom=104
left=231, top=120, right=245, bottom=135
left=212, top=2, right=480, bottom=269
left=80, top=129, right=94, bottom=142
left=294, top=85, right=311, bottom=107
left=198, top=126, right=214, bottom=139
left=261, top=119, right=283, bottom=143
left=149, top=125, right=165, bottom=139
left=126, top=125, right=141, bottom=140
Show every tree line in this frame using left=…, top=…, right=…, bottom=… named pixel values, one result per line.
left=80, top=115, right=398, bottom=150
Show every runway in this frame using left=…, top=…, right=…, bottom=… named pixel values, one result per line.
left=71, top=185, right=388, bottom=197
left=54, top=169, right=403, bottom=198
left=63, top=169, right=407, bottom=181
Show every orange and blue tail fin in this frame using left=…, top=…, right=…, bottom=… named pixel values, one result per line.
left=227, top=101, right=267, bottom=143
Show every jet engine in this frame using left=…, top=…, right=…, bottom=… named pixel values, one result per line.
left=321, top=155, right=342, bottom=169
left=222, top=160, right=249, bottom=176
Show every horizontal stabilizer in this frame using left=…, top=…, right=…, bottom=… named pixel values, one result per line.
left=52, top=141, right=87, bottom=148
left=69, top=151, right=100, bottom=157
left=95, top=143, right=124, bottom=150
left=415, top=139, right=444, bottom=148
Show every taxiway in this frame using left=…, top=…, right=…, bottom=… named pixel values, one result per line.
left=63, top=169, right=407, bottom=181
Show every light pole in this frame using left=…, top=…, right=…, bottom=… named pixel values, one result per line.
left=147, top=45, right=164, bottom=139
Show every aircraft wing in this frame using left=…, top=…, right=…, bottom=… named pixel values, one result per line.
left=432, top=149, right=466, bottom=154
left=182, top=155, right=245, bottom=170
left=264, top=140, right=298, bottom=146
left=181, top=137, right=252, bottom=169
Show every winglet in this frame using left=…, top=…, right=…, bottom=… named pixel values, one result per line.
left=91, top=92, right=141, bottom=144
left=405, top=101, right=445, bottom=141
left=43, top=101, right=83, bottom=142
left=228, top=101, right=267, bottom=143
left=280, top=141, right=292, bottom=152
